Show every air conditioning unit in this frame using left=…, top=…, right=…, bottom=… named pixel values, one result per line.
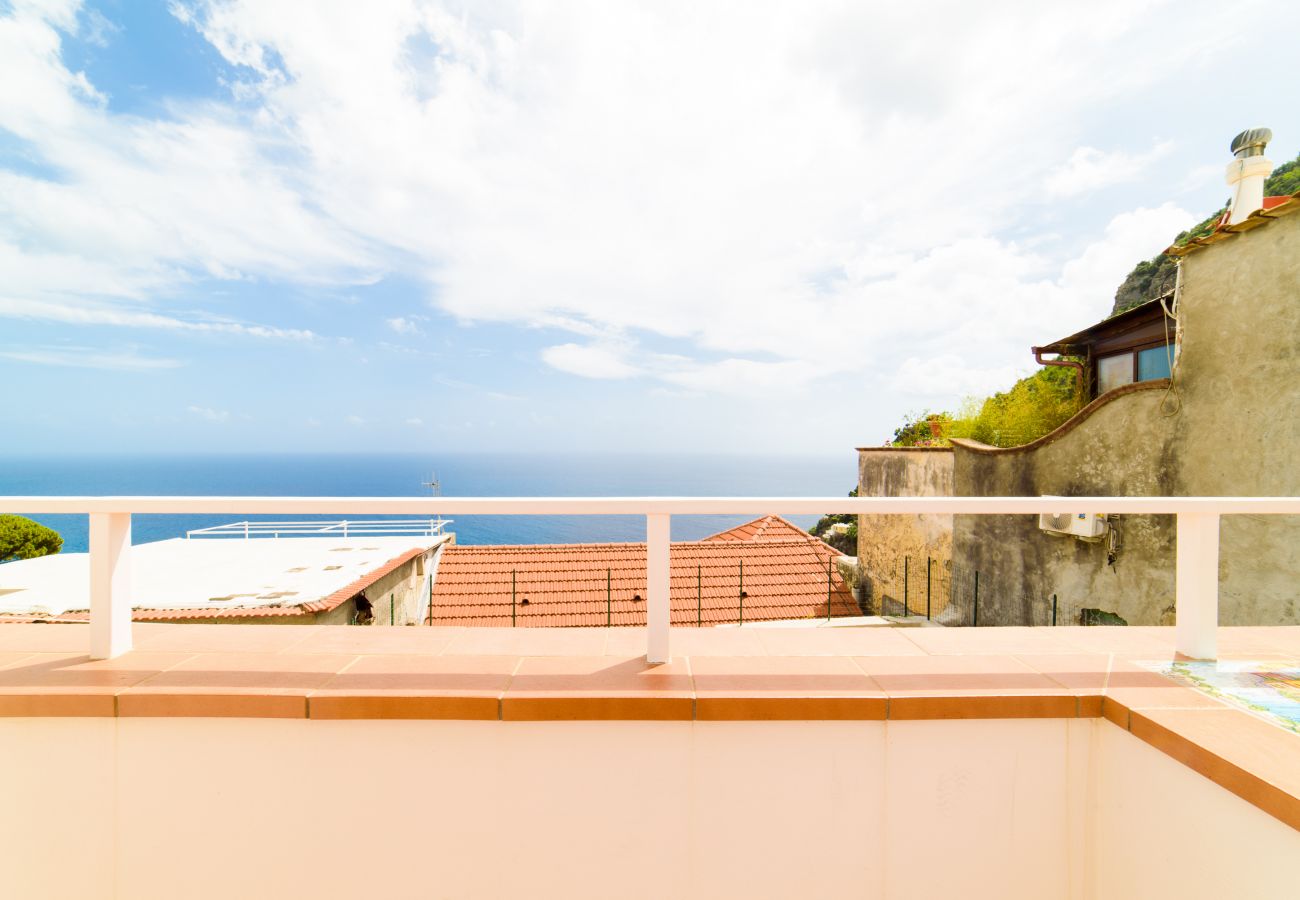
left=1039, top=507, right=1108, bottom=541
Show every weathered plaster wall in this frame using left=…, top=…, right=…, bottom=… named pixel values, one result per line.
left=857, top=448, right=953, bottom=614
left=316, top=548, right=436, bottom=626
left=951, top=385, right=1177, bottom=627
left=954, top=209, right=1300, bottom=626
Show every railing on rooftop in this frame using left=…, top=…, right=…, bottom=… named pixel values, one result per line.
left=2, top=495, right=1298, bottom=663
left=185, top=518, right=453, bottom=539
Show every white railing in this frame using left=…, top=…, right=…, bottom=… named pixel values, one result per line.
left=2, top=496, right=1298, bottom=662
left=185, top=518, right=452, bottom=539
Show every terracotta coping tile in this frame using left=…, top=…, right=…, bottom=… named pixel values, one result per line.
left=1103, top=659, right=1229, bottom=711
left=900, top=626, right=1078, bottom=656
left=0, top=623, right=91, bottom=653
left=130, top=624, right=324, bottom=654
left=692, top=656, right=886, bottom=720
left=1126, top=708, right=1300, bottom=832
left=442, top=628, right=608, bottom=658
left=309, top=654, right=518, bottom=720
left=118, top=652, right=354, bottom=719
left=752, top=627, right=925, bottom=657
left=854, top=655, right=1077, bottom=719
left=502, top=656, right=693, bottom=721
left=0, top=651, right=197, bottom=717
left=292, top=627, right=458, bottom=655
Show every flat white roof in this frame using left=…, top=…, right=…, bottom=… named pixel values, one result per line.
left=0, top=536, right=449, bottom=616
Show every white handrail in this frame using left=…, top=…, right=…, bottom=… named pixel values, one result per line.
left=184, top=519, right=453, bottom=539
left=4, top=495, right=1295, bottom=663
left=2, top=496, right=1298, bottom=515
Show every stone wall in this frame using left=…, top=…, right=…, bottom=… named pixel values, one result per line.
left=953, top=208, right=1300, bottom=626
left=856, top=448, right=953, bottom=615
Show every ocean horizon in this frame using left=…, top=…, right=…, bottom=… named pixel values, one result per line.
left=0, top=451, right=856, bottom=553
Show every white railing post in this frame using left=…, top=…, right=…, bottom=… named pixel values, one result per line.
left=89, top=512, right=132, bottom=660
left=646, top=513, right=671, bottom=664
left=1175, top=512, right=1220, bottom=660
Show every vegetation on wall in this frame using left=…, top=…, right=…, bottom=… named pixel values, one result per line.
left=810, top=488, right=858, bottom=555
left=0, top=515, right=63, bottom=563
left=1111, top=151, right=1300, bottom=315
left=890, top=365, right=1081, bottom=450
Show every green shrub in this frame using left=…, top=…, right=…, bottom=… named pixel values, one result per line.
left=0, top=515, right=63, bottom=562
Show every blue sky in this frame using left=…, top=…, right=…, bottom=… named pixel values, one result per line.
left=1, top=0, right=1296, bottom=455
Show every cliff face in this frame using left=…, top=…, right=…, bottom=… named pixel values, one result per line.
left=1108, top=153, right=1299, bottom=316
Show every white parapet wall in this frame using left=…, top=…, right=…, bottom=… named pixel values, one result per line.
left=1, top=716, right=1294, bottom=900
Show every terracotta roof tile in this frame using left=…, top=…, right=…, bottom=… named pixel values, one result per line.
left=429, top=518, right=857, bottom=627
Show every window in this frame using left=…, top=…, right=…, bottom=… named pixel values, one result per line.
left=1095, top=343, right=1173, bottom=396
left=1097, top=354, right=1134, bottom=394
left=1137, top=345, right=1172, bottom=382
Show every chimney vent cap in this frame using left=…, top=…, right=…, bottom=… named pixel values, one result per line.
left=1230, top=127, right=1272, bottom=158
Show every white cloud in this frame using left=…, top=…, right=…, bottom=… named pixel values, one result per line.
left=1045, top=142, right=1175, bottom=198
left=187, top=404, right=230, bottom=421
left=0, top=0, right=1259, bottom=425
left=404, top=416, right=423, bottom=426
left=0, top=345, right=182, bottom=370
left=540, top=342, right=642, bottom=380
left=345, top=414, right=365, bottom=426
left=386, top=316, right=424, bottom=335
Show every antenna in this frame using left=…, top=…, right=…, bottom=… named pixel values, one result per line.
left=422, top=471, right=445, bottom=533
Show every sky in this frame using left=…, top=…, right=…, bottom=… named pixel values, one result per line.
left=0, top=0, right=1295, bottom=456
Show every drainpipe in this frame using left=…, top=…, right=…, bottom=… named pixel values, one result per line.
left=1031, top=346, right=1085, bottom=400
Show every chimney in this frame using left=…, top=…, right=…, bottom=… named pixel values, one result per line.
left=1224, top=127, right=1272, bottom=226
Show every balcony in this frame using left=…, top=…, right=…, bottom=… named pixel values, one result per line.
left=1, top=496, right=1297, bottom=899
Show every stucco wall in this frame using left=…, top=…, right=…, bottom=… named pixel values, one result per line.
left=953, top=209, right=1300, bottom=626
left=857, top=448, right=953, bottom=615
left=3, top=715, right=1296, bottom=900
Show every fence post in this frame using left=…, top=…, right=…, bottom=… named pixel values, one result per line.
left=1176, top=512, right=1220, bottom=660
left=926, top=557, right=932, bottom=621
left=646, top=513, right=671, bottom=664
left=903, top=556, right=909, bottom=616
left=89, top=512, right=132, bottom=660
left=973, top=571, right=980, bottom=627
left=511, top=569, right=517, bottom=628
left=738, top=559, right=744, bottom=626
left=607, top=568, right=612, bottom=627
left=1052, top=593, right=1058, bottom=627
left=827, top=557, right=833, bottom=622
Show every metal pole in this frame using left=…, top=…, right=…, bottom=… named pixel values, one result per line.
left=738, top=559, right=744, bottom=626
left=1052, top=593, right=1058, bottom=627
left=511, top=570, right=517, bottom=627
left=903, top=556, right=909, bottom=616
left=827, top=557, right=833, bottom=622
left=697, top=565, right=702, bottom=627
left=607, top=568, right=612, bottom=627
left=926, top=557, right=932, bottom=621
left=973, top=571, right=980, bottom=627
left=390, top=593, right=394, bottom=626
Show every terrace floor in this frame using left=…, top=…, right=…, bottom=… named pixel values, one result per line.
left=1, top=622, right=1297, bottom=832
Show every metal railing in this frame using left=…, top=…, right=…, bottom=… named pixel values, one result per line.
left=2, top=495, right=1297, bottom=662
left=185, top=518, right=453, bottom=539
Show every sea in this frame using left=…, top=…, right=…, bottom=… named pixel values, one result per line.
left=0, top=452, right=855, bottom=553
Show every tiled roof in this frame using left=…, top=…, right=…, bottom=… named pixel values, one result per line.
left=42, top=547, right=430, bottom=622
left=701, top=514, right=839, bottom=554
left=1168, top=191, right=1300, bottom=257
left=428, top=523, right=857, bottom=628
